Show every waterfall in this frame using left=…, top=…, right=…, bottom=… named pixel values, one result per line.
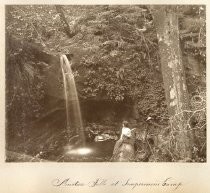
left=60, top=55, right=85, bottom=144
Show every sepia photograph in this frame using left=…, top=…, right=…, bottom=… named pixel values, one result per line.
left=5, top=4, right=206, bottom=162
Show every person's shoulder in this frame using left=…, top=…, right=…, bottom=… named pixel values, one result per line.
left=123, top=127, right=131, bottom=131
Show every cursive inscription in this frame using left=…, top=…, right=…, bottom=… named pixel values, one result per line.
left=122, top=178, right=160, bottom=189
left=51, top=177, right=183, bottom=191
left=88, top=178, right=107, bottom=187
left=162, top=177, right=182, bottom=190
left=52, top=178, right=84, bottom=187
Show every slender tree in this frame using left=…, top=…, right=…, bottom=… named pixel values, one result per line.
left=152, top=6, right=193, bottom=160
left=55, top=5, right=75, bottom=38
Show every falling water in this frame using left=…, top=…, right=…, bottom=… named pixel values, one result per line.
left=60, top=55, right=85, bottom=144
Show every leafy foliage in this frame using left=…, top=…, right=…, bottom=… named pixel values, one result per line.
left=6, top=5, right=167, bottom=121
left=6, top=5, right=206, bottom=162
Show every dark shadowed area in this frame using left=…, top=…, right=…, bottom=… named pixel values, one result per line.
left=5, top=5, right=206, bottom=162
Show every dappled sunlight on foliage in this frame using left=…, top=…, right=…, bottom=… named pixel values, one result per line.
left=6, top=5, right=206, bottom=162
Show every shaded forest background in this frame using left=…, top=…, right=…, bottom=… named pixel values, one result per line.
left=6, top=5, right=206, bottom=162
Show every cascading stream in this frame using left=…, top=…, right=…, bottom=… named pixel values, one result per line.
left=60, top=55, right=85, bottom=145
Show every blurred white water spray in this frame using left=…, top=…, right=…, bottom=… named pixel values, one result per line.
left=60, top=55, right=85, bottom=144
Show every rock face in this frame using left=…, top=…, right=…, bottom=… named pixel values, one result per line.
left=7, top=36, right=140, bottom=124
left=44, top=63, right=63, bottom=99
left=110, top=130, right=136, bottom=162
left=111, top=143, right=135, bottom=162
left=7, top=35, right=64, bottom=100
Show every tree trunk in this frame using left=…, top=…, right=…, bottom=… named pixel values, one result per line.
left=152, top=6, right=193, bottom=161
left=55, top=5, right=75, bottom=38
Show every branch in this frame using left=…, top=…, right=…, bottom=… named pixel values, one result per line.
left=55, top=5, right=76, bottom=38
